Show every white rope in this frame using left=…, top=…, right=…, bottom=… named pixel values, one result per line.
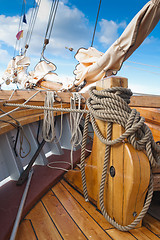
left=42, top=91, right=55, bottom=142
left=47, top=161, right=71, bottom=172
left=70, top=93, right=85, bottom=169
left=54, top=101, right=63, bottom=144
left=9, top=89, right=16, bottom=100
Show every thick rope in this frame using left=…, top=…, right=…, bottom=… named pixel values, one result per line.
left=4, top=103, right=89, bottom=114
left=80, top=86, right=160, bottom=231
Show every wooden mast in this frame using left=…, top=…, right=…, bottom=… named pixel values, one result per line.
left=65, top=76, right=150, bottom=227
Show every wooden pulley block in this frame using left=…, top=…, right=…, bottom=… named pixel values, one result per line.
left=65, top=76, right=150, bottom=227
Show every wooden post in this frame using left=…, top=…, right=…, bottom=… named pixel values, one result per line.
left=65, top=76, right=150, bottom=227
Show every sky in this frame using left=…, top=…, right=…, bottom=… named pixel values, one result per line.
left=0, top=0, right=160, bottom=94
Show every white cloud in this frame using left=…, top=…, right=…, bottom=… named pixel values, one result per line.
left=0, top=15, right=19, bottom=48
left=0, top=48, right=10, bottom=64
left=0, top=0, right=91, bottom=57
left=29, top=0, right=91, bottom=56
left=98, top=19, right=126, bottom=47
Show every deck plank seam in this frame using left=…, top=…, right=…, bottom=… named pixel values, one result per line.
left=128, top=230, right=141, bottom=240
left=50, top=188, right=89, bottom=240
left=40, top=199, right=64, bottom=240
left=60, top=181, right=114, bottom=239
left=24, top=218, right=39, bottom=240
left=142, top=225, right=160, bottom=239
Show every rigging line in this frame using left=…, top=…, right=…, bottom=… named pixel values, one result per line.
left=24, top=0, right=36, bottom=45
left=126, top=60, right=160, bottom=69
left=124, top=64, right=160, bottom=75
left=48, top=0, right=59, bottom=40
left=41, top=0, right=59, bottom=60
left=44, top=0, right=59, bottom=40
left=44, top=0, right=57, bottom=39
left=24, top=0, right=41, bottom=50
left=14, top=0, right=26, bottom=57
left=27, top=0, right=41, bottom=44
left=91, top=0, right=102, bottom=47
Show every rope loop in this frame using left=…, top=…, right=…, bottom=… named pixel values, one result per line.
left=42, top=91, right=55, bottom=142
left=87, top=86, right=160, bottom=167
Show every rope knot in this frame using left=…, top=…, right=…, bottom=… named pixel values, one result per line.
left=87, top=86, right=160, bottom=168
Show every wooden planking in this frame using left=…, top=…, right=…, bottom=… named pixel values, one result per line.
left=145, top=122, right=160, bottom=142
left=0, top=90, right=89, bottom=103
left=143, top=214, right=160, bottom=236
left=133, top=107, right=160, bottom=125
left=16, top=219, right=37, bottom=240
left=0, top=108, right=43, bottom=122
left=106, top=228, right=136, bottom=240
left=42, top=190, right=87, bottom=240
left=130, top=227, right=160, bottom=240
left=0, top=113, right=44, bottom=135
left=16, top=180, right=160, bottom=240
left=61, top=179, right=112, bottom=230
left=107, top=227, right=160, bottom=240
left=52, top=182, right=112, bottom=240
left=1, top=90, right=160, bottom=107
left=130, top=96, right=160, bottom=108
left=0, top=102, right=70, bottom=135
left=0, top=90, right=47, bottom=102
left=26, top=201, right=62, bottom=240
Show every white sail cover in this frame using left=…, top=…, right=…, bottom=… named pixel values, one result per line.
left=74, top=0, right=160, bottom=86
left=2, top=55, right=30, bottom=85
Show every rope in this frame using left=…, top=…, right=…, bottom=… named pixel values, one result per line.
left=54, top=101, right=63, bottom=144
left=80, top=86, right=160, bottom=231
left=70, top=93, right=85, bottom=169
left=42, top=91, right=55, bottom=142
left=4, top=103, right=90, bottom=114
left=41, top=0, right=59, bottom=61
left=14, top=0, right=26, bottom=57
left=1, top=90, right=41, bottom=120
left=91, top=0, right=102, bottom=47
left=0, top=108, right=31, bottom=158
left=9, top=89, right=16, bottom=100
left=19, top=128, right=31, bottom=158
left=24, top=0, right=41, bottom=54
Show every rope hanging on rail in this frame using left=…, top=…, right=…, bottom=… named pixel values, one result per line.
left=80, top=86, right=160, bottom=231
left=42, top=91, right=55, bottom=142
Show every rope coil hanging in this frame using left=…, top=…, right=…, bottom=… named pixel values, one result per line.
left=80, top=86, right=160, bottom=231
left=42, top=91, right=55, bottom=142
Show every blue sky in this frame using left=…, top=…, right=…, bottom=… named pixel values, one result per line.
left=0, top=0, right=160, bottom=94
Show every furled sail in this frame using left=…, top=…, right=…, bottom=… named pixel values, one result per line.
left=74, top=0, right=160, bottom=86
left=2, top=55, right=30, bottom=86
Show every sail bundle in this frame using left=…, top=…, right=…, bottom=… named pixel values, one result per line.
left=74, top=0, right=160, bottom=87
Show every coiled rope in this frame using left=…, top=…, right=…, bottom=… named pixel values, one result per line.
left=70, top=93, right=85, bottom=169
left=80, top=86, right=160, bottom=231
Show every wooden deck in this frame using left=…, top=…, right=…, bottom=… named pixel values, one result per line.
left=16, top=179, right=160, bottom=240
